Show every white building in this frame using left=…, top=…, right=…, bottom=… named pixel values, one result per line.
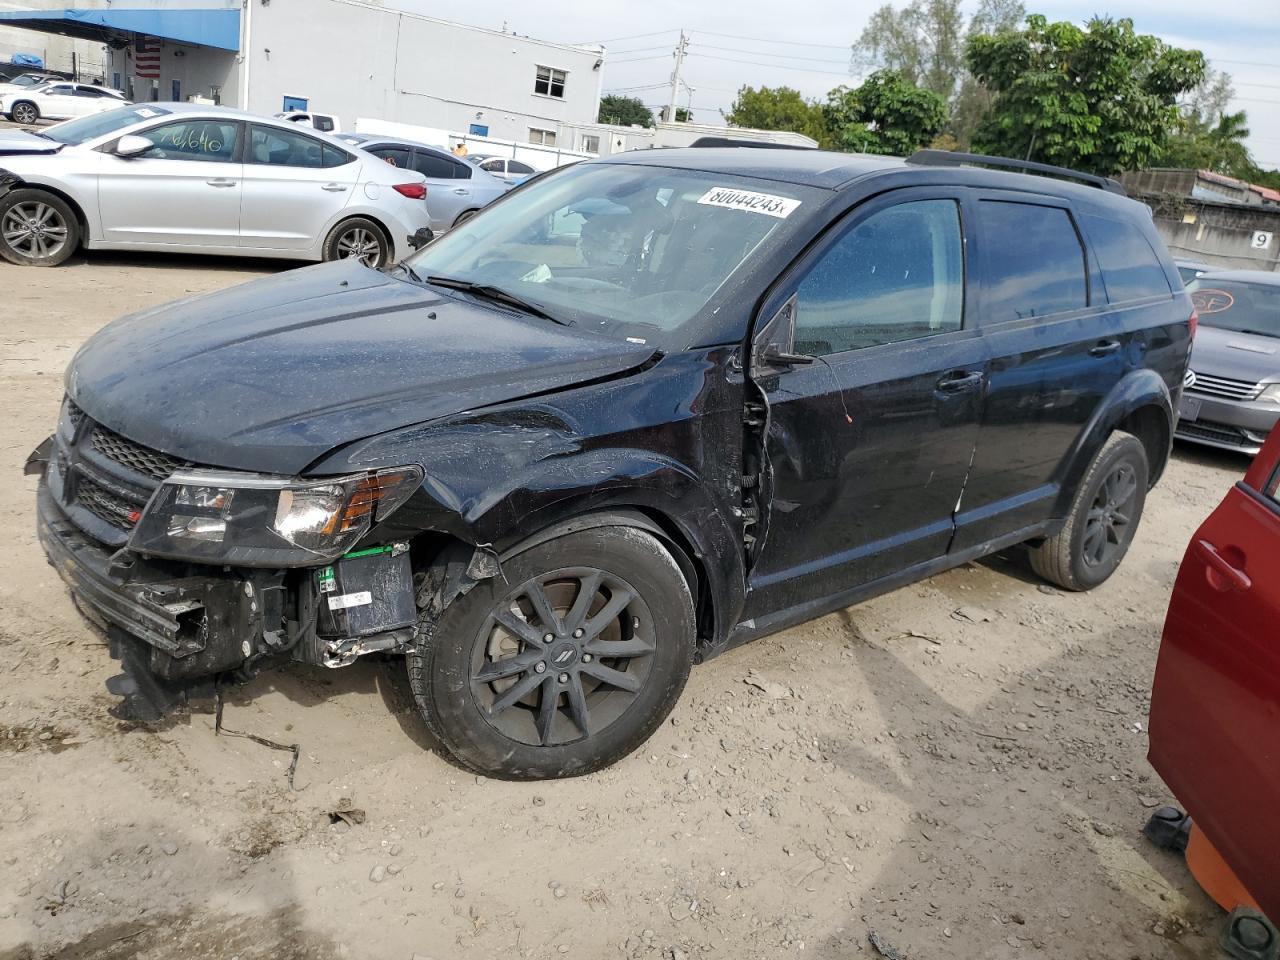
left=0, top=0, right=606, bottom=147
left=0, top=0, right=104, bottom=77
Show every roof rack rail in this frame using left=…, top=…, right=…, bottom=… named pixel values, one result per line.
left=688, top=136, right=813, bottom=150
left=906, top=149, right=1127, bottom=196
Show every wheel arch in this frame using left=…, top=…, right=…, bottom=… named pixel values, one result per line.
left=1052, top=368, right=1174, bottom=517
left=0, top=176, right=90, bottom=249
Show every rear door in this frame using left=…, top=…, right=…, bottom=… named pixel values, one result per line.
left=743, top=189, right=987, bottom=621
left=951, top=194, right=1123, bottom=549
left=239, top=123, right=359, bottom=251
left=97, top=117, right=244, bottom=247
left=1148, top=429, right=1280, bottom=920
left=409, top=148, right=474, bottom=230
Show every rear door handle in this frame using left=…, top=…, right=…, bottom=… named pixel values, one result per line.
left=935, top=370, right=984, bottom=393
left=1193, top=539, right=1251, bottom=592
left=452, top=188, right=470, bottom=195
left=1089, top=340, right=1122, bottom=357
left=322, top=183, right=348, bottom=192
left=206, top=178, right=236, bottom=188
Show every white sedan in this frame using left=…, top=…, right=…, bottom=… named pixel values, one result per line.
left=1, top=82, right=127, bottom=125
left=0, top=103, right=434, bottom=268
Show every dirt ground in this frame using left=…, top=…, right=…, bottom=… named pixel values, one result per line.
left=0, top=249, right=1250, bottom=960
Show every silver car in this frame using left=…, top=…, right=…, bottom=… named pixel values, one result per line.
left=1177, top=270, right=1280, bottom=455
left=338, top=133, right=510, bottom=231
left=0, top=103, right=433, bottom=268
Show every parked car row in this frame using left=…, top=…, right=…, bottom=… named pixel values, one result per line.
left=0, top=103, right=529, bottom=268
left=1, top=80, right=126, bottom=124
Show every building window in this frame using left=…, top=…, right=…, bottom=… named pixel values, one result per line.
left=534, top=65, right=566, bottom=98
left=528, top=127, right=557, bottom=147
left=581, top=134, right=600, bottom=153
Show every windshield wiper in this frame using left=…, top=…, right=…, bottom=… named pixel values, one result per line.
left=426, top=275, right=571, bottom=326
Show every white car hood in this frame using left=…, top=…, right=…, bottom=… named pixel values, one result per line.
left=0, top=128, right=60, bottom=156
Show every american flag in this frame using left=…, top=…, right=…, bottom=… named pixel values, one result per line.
left=134, top=37, right=160, bottom=79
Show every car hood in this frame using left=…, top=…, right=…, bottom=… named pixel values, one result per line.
left=68, top=260, right=658, bottom=475
left=1189, top=324, right=1280, bottom=385
left=0, top=128, right=60, bottom=156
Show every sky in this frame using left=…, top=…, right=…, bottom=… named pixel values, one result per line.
left=394, top=0, right=1280, bottom=171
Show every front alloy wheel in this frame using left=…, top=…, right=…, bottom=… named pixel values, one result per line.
left=10, top=102, right=38, bottom=125
left=0, top=189, right=80, bottom=266
left=408, top=526, right=695, bottom=779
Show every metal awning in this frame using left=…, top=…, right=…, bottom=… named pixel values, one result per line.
left=0, top=7, right=241, bottom=51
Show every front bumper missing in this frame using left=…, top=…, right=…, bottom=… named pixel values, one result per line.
left=36, top=481, right=261, bottom=679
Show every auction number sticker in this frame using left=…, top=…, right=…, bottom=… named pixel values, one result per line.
left=697, top=187, right=801, bottom=219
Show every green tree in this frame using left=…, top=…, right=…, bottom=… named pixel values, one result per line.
left=1161, top=70, right=1257, bottom=177
left=598, top=94, right=654, bottom=128
left=724, top=85, right=829, bottom=144
left=951, top=0, right=1025, bottom=147
left=824, top=70, right=948, bottom=155
left=967, top=15, right=1206, bottom=175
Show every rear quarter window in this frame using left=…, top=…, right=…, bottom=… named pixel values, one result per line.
left=1082, top=214, right=1172, bottom=303
left=978, top=201, right=1088, bottom=322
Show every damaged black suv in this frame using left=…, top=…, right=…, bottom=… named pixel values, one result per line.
left=30, top=148, right=1193, bottom=779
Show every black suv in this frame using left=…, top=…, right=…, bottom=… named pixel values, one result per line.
left=29, top=148, right=1193, bottom=779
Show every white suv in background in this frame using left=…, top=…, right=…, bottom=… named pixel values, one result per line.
left=2, top=82, right=127, bottom=125
left=0, top=103, right=433, bottom=268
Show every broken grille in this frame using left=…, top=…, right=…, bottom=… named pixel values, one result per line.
left=75, top=475, right=141, bottom=530
left=91, top=427, right=190, bottom=482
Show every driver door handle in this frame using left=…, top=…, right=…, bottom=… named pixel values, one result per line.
left=1193, top=539, right=1251, bottom=592
left=206, top=178, right=236, bottom=188
left=322, top=183, right=348, bottom=192
left=1089, top=339, right=1122, bottom=357
left=935, top=370, right=984, bottom=393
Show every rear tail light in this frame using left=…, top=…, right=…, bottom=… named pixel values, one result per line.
left=394, top=183, right=426, bottom=200
left=1188, top=309, right=1198, bottom=340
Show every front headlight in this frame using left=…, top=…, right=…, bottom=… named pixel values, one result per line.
left=1258, top=383, right=1280, bottom=405
left=129, top=466, right=422, bottom=566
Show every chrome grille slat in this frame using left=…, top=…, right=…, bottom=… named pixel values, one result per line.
left=1186, top=371, right=1262, bottom=402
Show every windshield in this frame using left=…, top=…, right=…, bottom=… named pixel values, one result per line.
left=12, top=75, right=46, bottom=88
left=41, top=105, right=171, bottom=145
left=405, top=162, right=816, bottom=347
left=1189, top=279, right=1280, bottom=338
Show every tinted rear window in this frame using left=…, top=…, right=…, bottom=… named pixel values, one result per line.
left=979, top=201, right=1088, bottom=321
left=1188, top=280, right=1279, bottom=338
left=1083, top=214, right=1171, bottom=302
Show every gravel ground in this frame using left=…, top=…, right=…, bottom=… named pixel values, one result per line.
left=0, top=250, right=1248, bottom=960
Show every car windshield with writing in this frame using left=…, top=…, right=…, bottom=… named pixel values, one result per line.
left=40, top=105, right=173, bottom=146
left=403, top=163, right=821, bottom=349
left=1189, top=279, right=1280, bottom=338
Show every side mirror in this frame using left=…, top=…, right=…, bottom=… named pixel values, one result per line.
left=113, top=134, right=153, bottom=158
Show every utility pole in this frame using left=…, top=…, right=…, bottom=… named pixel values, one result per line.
left=666, top=30, right=688, bottom=124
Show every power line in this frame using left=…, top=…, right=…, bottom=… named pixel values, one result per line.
left=609, top=54, right=674, bottom=64
left=577, top=28, right=679, bottom=45
left=692, top=42, right=852, bottom=66
left=692, top=52, right=853, bottom=78
left=696, top=28, right=853, bottom=51
left=607, top=44, right=677, bottom=56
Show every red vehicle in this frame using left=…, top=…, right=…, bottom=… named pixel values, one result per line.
left=1149, top=426, right=1280, bottom=944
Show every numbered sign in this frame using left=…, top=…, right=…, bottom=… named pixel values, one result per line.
left=1252, top=231, right=1274, bottom=250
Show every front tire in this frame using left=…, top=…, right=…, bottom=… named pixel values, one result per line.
left=323, top=217, right=390, bottom=269
left=408, top=526, right=696, bottom=780
left=9, top=101, right=39, bottom=125
left=0, top=189, right=79, bottom=266
left=1029, top=431, right=1149, bottom=591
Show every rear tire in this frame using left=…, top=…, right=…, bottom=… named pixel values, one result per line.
left=1029, top=431, right=1148, bottom=591
left=0, top=188, right=79, bottom=267
left=9, top=101, right=38, bottom=125
left=323, top=217, right=390, bottom=269
left=407, top=526, right=696, bottom=780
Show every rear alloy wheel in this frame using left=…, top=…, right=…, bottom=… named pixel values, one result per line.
left=1029, top=430, right=1149, bottom=591
left=0, top=189, right=79, bottom=266
left=9, top=101, right=38, bottom=125
left=324, top=217, right=390, bottom=269
left=408, top=526, right=695, bottom=779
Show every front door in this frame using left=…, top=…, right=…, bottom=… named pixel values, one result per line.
left=744, top=191, right=987, bottom=622
left=98, top=117, right=244, bottom=247
left=37, top=83, right=79, bottom=119
left=1148, top=429, right=1280, bottom=920
left=239, top=123, right=359, bottom=250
